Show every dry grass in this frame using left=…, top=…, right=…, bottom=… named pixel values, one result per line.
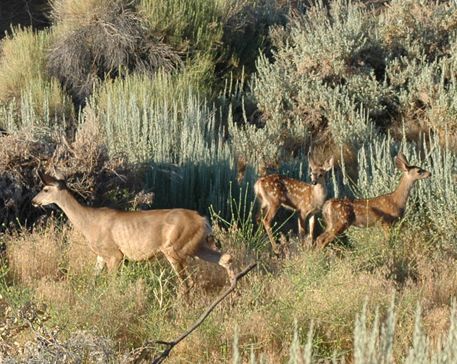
left=0, top=27, right=51, bottom=102
left=35, top=277, right=149, bottom=343
left=1, top=219, right=457, bottom=361
left=1, top=169, right=456, bottom=361
left=66, top=229, right=96, bottom=276
left=6, top=223, right=66, bottom=285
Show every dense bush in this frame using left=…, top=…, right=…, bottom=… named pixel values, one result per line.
left=139, top=0, right=289, bottom=76
left=48, top=0, right=181, bottom=107
left=2, top=1, right=457, bottom=363
left=250, top=0, right=386, bottom=158
left=241, top=0, right=457, bottom=168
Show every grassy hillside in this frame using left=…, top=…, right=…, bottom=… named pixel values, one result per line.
left=1, top=0, right=457, bottom=362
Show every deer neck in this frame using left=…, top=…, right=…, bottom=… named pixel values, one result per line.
left=312, top=180, right=327, bottom=204
left=56, top=190, right=94, bottom=232
left=390, top=175, right=415, bottom=208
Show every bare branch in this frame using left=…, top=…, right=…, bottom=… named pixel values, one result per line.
left=151, top=262, right=257, bottom=364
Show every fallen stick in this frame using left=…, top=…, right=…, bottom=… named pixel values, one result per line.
left=151, top=262, right=257, bottom=364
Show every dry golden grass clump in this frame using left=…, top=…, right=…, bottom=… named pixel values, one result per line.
left=35, top=278, right=75, bottom=306
left=6, top=223, right=66, bottom=285
left=65, top=228, right=96, bottom=276
left=0, top=27, right=50, bottom=102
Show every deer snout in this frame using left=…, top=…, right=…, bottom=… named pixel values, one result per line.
left=311, top=180, right=318, bottom=185
left=31, top=198, right=41, bottom=207
left=421, top=170, right=432, bottom=179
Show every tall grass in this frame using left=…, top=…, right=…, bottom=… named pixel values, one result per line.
left=0, top=27, right=73, bottom=129
left=233, top=303, right=457, bottom=363
left=0, top=27, right=51, bottom=102
left=91, top=70, right=222, bottom=162
left=138, top=0, right=224, bottom=52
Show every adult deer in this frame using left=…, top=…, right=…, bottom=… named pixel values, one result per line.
left=315, top=152, right=431, bottom=249
left=254, top=156, right=334, bottom=253
left=32, top=172, right=236, bottom=292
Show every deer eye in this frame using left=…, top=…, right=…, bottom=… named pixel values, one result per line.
left=44, top=187, right=49, bottom=192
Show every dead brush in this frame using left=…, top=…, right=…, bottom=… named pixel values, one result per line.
left=46, top=109, right=131, bottom=201
left=47, top=0, right=182, bottom=106
left=0, top=116, right=137, bottom=228
left=0, top=128, right=58, bottom=226
left=6, top=223, right=66, bottom=285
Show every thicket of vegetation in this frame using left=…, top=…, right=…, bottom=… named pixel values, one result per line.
left=1, top=0, right=457, bottom=362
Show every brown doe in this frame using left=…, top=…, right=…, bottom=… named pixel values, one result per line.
left=254, top=156, right=334, bottom=253
left=32, top=172, right=236, bottom=292
left=315, top=152, right=431, bottom=249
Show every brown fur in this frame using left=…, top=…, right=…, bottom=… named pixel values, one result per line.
left=32, top=172, right=236, bottom=291
left=254, top=157, right=333, bottom=252
left=316, top=152, right=431, bottom=249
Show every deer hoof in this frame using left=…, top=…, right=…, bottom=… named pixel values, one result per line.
left=303, top=236, right=314, bottom=249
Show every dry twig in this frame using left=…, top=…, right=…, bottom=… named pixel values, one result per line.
left=151, top=262, right=257, bottom=364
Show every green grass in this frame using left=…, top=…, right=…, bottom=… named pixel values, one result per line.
left=2, top=192, right=457, bottom=362
left=2, top=0, right=457, bottom=362
left=0, top=27, right=73, bottom=129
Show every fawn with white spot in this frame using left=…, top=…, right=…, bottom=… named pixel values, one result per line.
left=315, top=152, right=431, bottom=249
left=254, top=156, right=334, bottom=253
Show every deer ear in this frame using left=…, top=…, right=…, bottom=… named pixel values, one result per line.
left=395, top=153, right=409, bottom=172
left=308, top=154, right=317, bottom=170
left=38, top=172, right=57, bottom=186
left=53, top=169, right=66, bottom=182
left=38, top=171, right=60, bottom=186
left=323, top=157, right=334, bottom=171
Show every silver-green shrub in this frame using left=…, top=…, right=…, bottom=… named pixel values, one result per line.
left=90, top=70, right=242, bottom=214
left=339, top=133, right=457, bottom=241
left=235, top=303, right=457, bottom=363
left=251, top=0, right=384, bottom=159
left=90, top=70, right=224, bottom=163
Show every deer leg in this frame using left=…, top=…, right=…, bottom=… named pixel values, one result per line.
left=195, top=246, right=236, bottom=286
left=94, top=256, right=106, bottom=275
left=298, top=211, right=313, bottom=248
left=164, top=254, right=190, bottom=295
left=105, top=252, right=123, bottom=273
left=262, top=205, right=280, bottom=254
left=302, top=214, right=316, bottom=248
left=316, top=220, right=349, bottom=250
left=256, top=201, right=266, bottom=223
left=298, top=213, right=306, bottom=239
left=308, top=215, right=316, bottom=241
left=315, top=231, right=335, bottom=250
left=381, top=223, right=391, bottom=241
